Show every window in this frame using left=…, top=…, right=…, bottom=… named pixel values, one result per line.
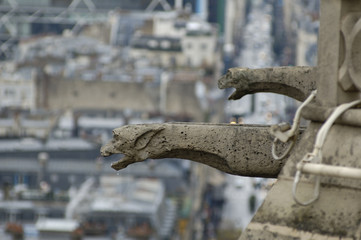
left=160, top=40, right=171, bottom=49
left=200, top=43, right=207, bottom=51
left=4, top=88, right=16, bottom=97
left=147, top=40, right=158, bottom=48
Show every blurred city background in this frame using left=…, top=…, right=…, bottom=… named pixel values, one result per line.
left=0, top=0, right=319, bottom=239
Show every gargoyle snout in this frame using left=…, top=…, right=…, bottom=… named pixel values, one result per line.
left=100, top=143, right=115, bottom=157
left=218, top=68, right=238, bottom=89
left=218, top=74, right=229, bottom=89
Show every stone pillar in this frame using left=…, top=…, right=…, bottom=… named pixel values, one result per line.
left=317, top=0, right=361, bottom=106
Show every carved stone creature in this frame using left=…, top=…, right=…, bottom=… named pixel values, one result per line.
left=100, top=123, right=289, bottom=178
left=218, top=66, right=317, bottom=102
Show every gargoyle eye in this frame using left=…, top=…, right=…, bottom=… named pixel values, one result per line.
left=112, top=130, right=118, bottom=137
left=226, top=69, right=233, bottom=78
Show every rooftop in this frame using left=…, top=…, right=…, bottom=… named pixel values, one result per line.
left=0, top=138, right=96, bottom=152
left=89, top=176, right=164, bottom=215
left=36, top=218, right=79, bottom=232
left=131, top=35, right=182, bottom=52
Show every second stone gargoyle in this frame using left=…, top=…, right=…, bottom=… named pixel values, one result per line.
left=100, top=122, right=290, bottom=178
left=218, top=66, right=317, bottom=102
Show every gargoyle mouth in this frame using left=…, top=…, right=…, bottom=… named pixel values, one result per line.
left=100, top=145, right=135, bottom=170
left=111, top=156, right=135, bottom=171
left=228, top=90, right=246, bottom=100
left=217, top=70, right=248, bottom=100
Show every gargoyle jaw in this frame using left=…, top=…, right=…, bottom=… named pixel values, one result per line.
left=218, top=74, right=246, bottom=100
left=228, top=90, right=246, bottom=100
left=100, top=144, right=134, bottom=170
left=111, top=156, right=136, bottom=171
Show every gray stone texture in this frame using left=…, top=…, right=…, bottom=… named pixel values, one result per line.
left=101, top=123, right=288, bottom=178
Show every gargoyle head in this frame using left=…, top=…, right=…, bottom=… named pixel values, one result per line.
left=218, top=67, right=251, bottom=100
left=100, top=124, right=165, bottom=170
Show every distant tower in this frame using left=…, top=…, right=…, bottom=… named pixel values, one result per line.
left=195, top=0, right=208, bottom=20
left=207, top=0, right=225, bottom=34
left=175, top=0, right=183, bottom=10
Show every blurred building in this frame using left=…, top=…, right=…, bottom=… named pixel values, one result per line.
left=130, top=10, right=219, bottom=68
left=0, top=0, right=162, bottom=58
left=275, top=0, right=319, bottom=66
left=0, top=3, right=221, bottom=121
left=0, top=63, right=36, bottom=110
left=78, top=176, right=177, bottom=239
left=0, top=176, right=179, bottom=239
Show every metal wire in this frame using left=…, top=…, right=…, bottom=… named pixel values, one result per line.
left=292, top=99, right=361, bottom=206
left=271, top=90, right=317, bottom=160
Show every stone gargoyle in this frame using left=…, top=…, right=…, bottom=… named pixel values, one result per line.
left=218, top=66, right=317, bottom=102
left=101, top=67, right=315, bottom=178
left=100, top=123, right=286, bottom=178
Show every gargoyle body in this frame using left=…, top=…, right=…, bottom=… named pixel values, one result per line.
left=100, top=123, right=288, bottom=178
left=218, top=66, right=317, bottom=102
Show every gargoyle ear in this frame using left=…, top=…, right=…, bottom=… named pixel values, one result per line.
left=218, top=69, right=234, bottom=89
left=112, top=128, right=121, bottom=138
left=112, top=129, right=117, bottom=137
left=134, top=126, right=165, bottom=150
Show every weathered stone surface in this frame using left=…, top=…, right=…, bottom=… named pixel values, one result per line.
left=241, top=178, right=361, bottom=240
left=100, top=123, right=289, bottom=178
left=240, top=118, right=361, bottom=239
left=218, top=66, right=317, bottom=102
left=280, top=123, right=361, bottom=190
left=316, top=0, right=361, bottom=106
left=302, top=104, right=361, bottom=127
